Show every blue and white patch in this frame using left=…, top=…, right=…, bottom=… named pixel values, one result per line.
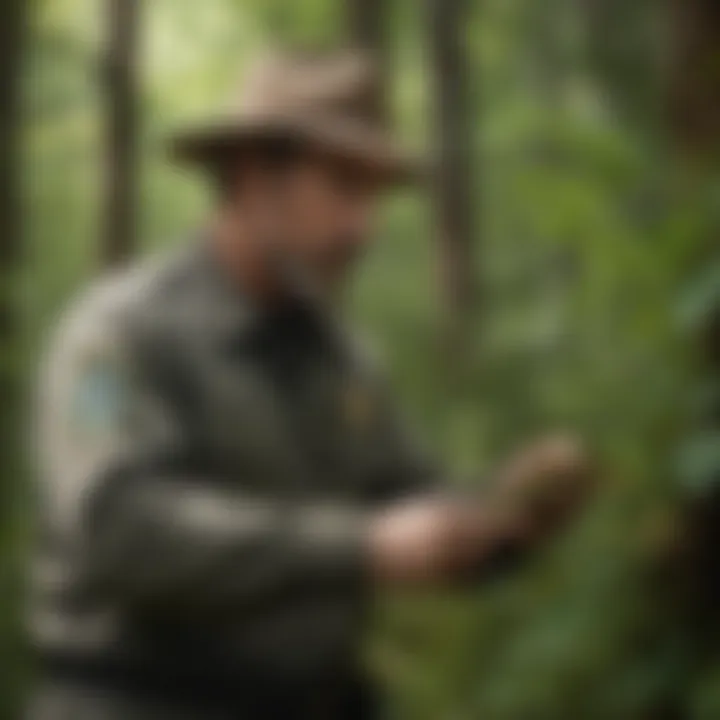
left=71, top=359, right=128, bottom=437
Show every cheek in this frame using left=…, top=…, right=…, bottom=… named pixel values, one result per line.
left=287, top=194, right=339, bottom=250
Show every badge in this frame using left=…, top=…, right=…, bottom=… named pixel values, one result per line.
left=71, top=358, right=127, bottom=438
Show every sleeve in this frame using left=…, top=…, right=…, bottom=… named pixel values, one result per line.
left=38, top=300, right=370, bottom=615
left=354, top=354, right=442, bottom=505
left=370, top=397, right=441, bottom=503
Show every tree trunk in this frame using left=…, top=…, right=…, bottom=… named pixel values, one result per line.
left=0, top=0, right=25, bottom=466
left=670, top=0, right=720, bottom=158
left=582, top=0, right=662, bottom=134
left=0, top=0, right=26, bottom=712
left=668, top=0, right=720, bottom=694
left=262, top=0, right=294, bottom=42
left=0, top=0, right=24, bottom=270
left=347, top=0, right=385, bottom=52
left=428, top=0, right=476, bottom=348
left=346, top=0, right=387, bottom=117
left=102, top=0, right=139, bottom=267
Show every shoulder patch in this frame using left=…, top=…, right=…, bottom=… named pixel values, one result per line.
left=70, top=355, right=128, bottom=438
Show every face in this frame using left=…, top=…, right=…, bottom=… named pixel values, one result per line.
left=230, top=151, right=384, bottom=303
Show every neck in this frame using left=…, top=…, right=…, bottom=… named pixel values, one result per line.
left=207, top=206, right=282, bottom=307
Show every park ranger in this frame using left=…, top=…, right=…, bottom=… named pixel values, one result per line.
left=30, top=50, right=592, bottom=719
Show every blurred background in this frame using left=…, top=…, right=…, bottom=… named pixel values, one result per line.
left=2, top=0, right=720, bottom=717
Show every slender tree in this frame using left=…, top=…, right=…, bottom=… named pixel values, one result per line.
left=346, top=0, right=387, bottom=116
left=428, top=0, right=476, bottom=347
left=0, top=0, right=26, bottom=711
left=0, top=0, right=25, bottom=279
left=262, top=0, right=294, bottom=43
left=582, top=0, right=661, bottom=134
left=670, top=0, right=720, bottom=158
left=663, top=1, right=720, bottom=706
left=102, top=0, right=140, bottom=266
left=0, top=0, right=25, bottom=474
left=347, top=0, right=385, bottom=51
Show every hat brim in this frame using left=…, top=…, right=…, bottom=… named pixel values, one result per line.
left=168, top=114, right=425, bottom=186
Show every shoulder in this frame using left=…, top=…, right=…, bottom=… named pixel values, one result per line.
left=37, top=248, right=201, bottom=450
left=48, top=247, right=199, bottom=360
left=38, top=248, right=205, bottom=421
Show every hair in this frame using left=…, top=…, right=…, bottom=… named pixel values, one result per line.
left=211, top=135, right=308, bottom=200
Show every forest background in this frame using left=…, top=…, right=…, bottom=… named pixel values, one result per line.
left=2, top=0, right=720, bottom=718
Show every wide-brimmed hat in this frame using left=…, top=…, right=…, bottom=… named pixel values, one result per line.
left=169, top=49, right=423, bottom=184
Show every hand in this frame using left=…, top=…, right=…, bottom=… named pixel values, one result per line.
left=367, top=497, right=528, bottom=586
left=367, top=433, right=593, bottom=588
left=491, top=432, right=594, bottom=540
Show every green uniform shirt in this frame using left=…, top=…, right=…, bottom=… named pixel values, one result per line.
left=33, top=242, right=437, bottom=686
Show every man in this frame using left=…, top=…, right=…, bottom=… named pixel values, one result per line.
left=30, top=50, right=591, bottom=719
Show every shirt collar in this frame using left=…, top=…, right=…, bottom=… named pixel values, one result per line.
left=189, top=236, right=344, bottom=354
left=189, top=239, right=259, bottom=342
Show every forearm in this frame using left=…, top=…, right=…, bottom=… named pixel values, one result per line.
left=79, top=429, right=591, bottom=606
left=80, top=473, right=371, bottom=612
left=366, top=492, right=533, bottom=587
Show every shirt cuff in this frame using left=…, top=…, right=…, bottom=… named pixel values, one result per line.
left=290, top=504, right=371, bottom=591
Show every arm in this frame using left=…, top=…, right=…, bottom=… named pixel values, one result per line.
left=39, top=303, right=372, bottom=615
left=353, top=357, right=592, bottom=585
left=370, top=434, right=593, bottom=586
left=39, top=300, right=591, bottom=616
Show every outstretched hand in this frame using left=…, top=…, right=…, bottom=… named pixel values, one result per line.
left=367, top=433, right=594, bottom=587
left=491, top=432, right=595, bottom=542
